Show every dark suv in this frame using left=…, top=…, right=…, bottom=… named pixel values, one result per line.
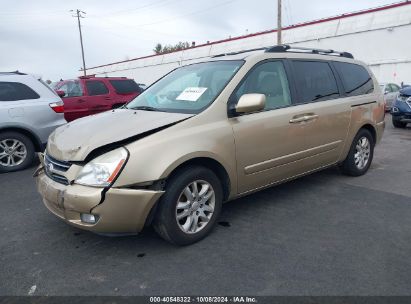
left=391, top=86, right=411, bottom=128
left=53, top=76, right=144, bottom=122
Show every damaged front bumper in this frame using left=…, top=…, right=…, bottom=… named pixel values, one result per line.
left=35, top=166, right=164, bottom=234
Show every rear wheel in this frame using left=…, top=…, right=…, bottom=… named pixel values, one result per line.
left=340, top=129, right=374, bottom=177
left=153, top=166, right=223, bottom=245
left=0, top=132, right=35, bottom=173
left=392, top=117, right=407, bottom=128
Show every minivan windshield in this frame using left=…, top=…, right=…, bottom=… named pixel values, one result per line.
left=126, top=60, right=244, bottom=114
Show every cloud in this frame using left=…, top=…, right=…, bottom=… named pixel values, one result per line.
left=0, top=0, right=397, bottom=80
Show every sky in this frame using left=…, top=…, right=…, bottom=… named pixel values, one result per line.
left=0, top=0, right=400, bottom=80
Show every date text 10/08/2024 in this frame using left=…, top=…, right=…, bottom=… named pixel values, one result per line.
left=149, top=296, right=257, bottom=303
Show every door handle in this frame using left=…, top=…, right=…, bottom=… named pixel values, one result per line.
left=289, top=114, right=318, bottom=124
left=104, top=97, right=111, bottom=100
left=77, top=99, right=86, bottom=103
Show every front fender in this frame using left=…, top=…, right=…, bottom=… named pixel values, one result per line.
left=112, top=118, right=238, bottom=195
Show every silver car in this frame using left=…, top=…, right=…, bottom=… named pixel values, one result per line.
left=0, top=72, right=66, bottom=172
left=380, top=83, right=401, bottom=111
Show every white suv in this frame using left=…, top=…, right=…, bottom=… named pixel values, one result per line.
left=0, top=72, right=66, bottom=172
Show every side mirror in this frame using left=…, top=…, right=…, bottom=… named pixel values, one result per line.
left=235, top=94, right=266, bottom=114
left=384, top=89, right=389, bottom=95
left=56, top=90, right=66, bottom=98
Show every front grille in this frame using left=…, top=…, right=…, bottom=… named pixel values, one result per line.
left=44, top=154, right=71, bottom=172
left=44, top=153, right=71, bottom=185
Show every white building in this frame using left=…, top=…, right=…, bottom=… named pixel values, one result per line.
left=86, top=1, right=411, bottom=86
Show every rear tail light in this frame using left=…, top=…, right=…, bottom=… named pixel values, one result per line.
left=49, top=101, right=64, bottom=113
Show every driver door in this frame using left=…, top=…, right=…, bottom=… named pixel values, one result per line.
left=229, top=60, right=308, bottom=193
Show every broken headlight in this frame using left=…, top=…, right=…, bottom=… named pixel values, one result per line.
left=75, top=147, right=128, bottom=187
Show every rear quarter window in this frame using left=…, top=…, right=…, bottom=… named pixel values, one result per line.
left=0, top=81, right=40, bottom=101
left=292, top=61, right=340, bottom=103
left=109, top=79, right=141, bottom=94
left=333, top=62, right=374, bottom=96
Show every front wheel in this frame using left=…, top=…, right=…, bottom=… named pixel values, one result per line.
left=153, top=166, right=223, bottom=245
left=340, top=129, right=374, bottom=177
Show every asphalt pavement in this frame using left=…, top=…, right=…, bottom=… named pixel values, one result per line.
left=1, top=115, right=411, bottom=296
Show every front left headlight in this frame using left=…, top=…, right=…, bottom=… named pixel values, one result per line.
left=75, top=147, right=128, bottom=187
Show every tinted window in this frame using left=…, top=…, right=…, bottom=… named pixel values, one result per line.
left=334, top=62, right=374, bottom=96
left=86, top=81, right=109, bottom=96
left=0, top=81, right=40, bottom=101
left=233, top=61, right=291, bottom=110
left=292, top=61, right=339, bottom=103
left=109, top=79, right=141, bottom=94
left=57, top=80, right=83, bottom=97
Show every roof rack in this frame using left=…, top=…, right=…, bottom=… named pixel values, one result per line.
left=0, top=71, right=27, bottom=75
left=212, top=47, right=267, bottom=58
left=79, top=74, right=96, bottom=79
left=265, top=44, right=354, bottom=59
left=211, top=44, right=354, bottom=59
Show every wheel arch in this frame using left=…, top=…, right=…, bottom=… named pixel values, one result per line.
left=166, top=157, right=232, bottom=202
left=339, top=122, right=378, bottom=163
left=144, top=156, right=232, bottom=228
left=359, top=123, right=377, bottom=144
left=0, top=126, right=43, bottom=151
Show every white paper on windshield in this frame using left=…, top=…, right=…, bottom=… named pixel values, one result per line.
left=176, top=87, right=207, bottom=102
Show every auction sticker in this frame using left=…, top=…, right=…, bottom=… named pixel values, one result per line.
left=176, top=87, right=207, bottom=102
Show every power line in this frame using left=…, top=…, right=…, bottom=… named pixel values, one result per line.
left=121, top=0, right=236, bottom=28
left=96, top=0, right=171, bottom=17
left=70, top=9, right=87, bottom=76
left=0, top=9, right=66, bottom=17
left=87, top=17, right=188, bottom=39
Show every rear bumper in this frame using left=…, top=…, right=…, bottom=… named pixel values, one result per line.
left=36, top=170, right=164, bottom=233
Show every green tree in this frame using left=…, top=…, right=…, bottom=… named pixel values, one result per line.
left=153, top=41, right=191, bottom=54
left=153, top=43, right=163, bottom=54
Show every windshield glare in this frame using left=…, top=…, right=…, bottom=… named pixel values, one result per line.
left=126, top=60, right=244, bottom=114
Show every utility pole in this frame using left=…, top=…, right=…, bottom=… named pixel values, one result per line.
left=277, top=0, right=282, bottom=45
left=71, top=9, right=87, bottom=76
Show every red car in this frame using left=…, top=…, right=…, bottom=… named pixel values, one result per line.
left=53, top=76, right=144, bottom=122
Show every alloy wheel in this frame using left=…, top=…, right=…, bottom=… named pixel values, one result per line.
left=175, top=180, right=215, bottom=234
left=0, top=139, right=27, bottom=167
left=354, top=136, right=370, bottom=170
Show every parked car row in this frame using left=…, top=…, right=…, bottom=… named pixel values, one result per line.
left=0, top=72, right=145, bottom=172
left=0, top=72, right=66, bottom=173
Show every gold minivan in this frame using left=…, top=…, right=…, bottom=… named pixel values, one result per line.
left=35, top=45, right=385, bottom=245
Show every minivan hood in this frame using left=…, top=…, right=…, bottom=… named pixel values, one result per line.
left=47, top=109, right=193, bottom=161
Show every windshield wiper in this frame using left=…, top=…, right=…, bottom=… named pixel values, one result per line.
left=130, top=106, right=161, bottom=112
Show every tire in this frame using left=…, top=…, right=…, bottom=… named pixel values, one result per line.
left=392, top=117, right=407, bottom=128
left=340, top=128, right=374, bottom=177
left=153, top=166, right=223, bottom=245
left=0, top=131, right=35, bottom=173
